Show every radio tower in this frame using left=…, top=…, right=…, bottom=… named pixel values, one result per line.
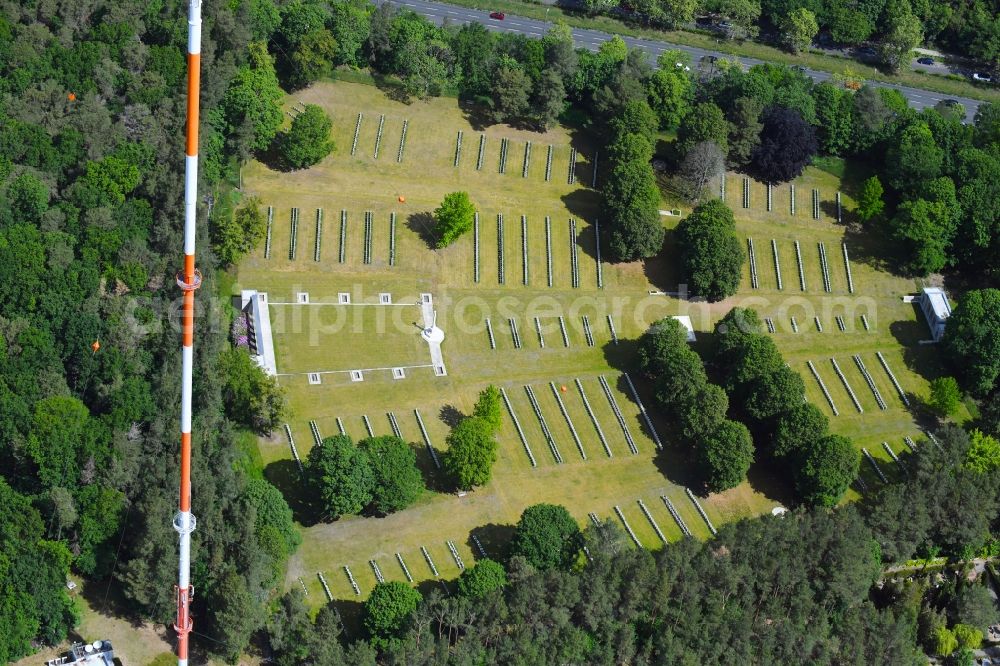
left=174, top=1, right=202, bottom=664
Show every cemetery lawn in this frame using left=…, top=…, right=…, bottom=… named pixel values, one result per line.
left=235, top=78, right=936, bottom=606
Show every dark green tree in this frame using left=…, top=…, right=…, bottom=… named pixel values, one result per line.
left=305, top=435, right=374, bottom=520
left=289, top=29, right=338, bottom=87
left=218, top=348, right=287, bottom=434
left=221, top=41, right=284, bottom=155
left=602, top=132, right=664, bottom=261
left=456, top=558, right=508, bottom=597
left=364, top=581, right=421, bottom=644
left=676, top=101, right=729, bottom=158
left=773, top=402, right=829, bottom=458
left=676, top=199, right=745, bottom=302
left=793, top=434, right=859, bottom=507
left=856, top=175, right=885, bottom=222
left=510, top=503, right=581, bottom=570
left=942, top=289, right=1000, bottom=397
left=213, top=195, right=266, bottom=266
left=698, top=419, right=754, bottom=492
left=279, top=104, right=334, bottom=169
left=6, top=171, right=49, bottom=223
left=359, top=435, right=424, bottom=515
left=886, top=122, right=943, bottom=193
left=207, top=566, right=262, bottom=663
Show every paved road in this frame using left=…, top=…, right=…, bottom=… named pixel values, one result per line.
left=381, top=0, right=982, bottom=122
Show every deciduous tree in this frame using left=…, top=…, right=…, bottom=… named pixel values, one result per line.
left=359, top=435, right=424, bottom=515
left=433, top=191, right=476, bottom=248
left=698, top=419, right=754, bottom=491
left=750, top=106, right=817, bottom=183
left=793, top=434, right=859, bottom=507
left=443, top=416, right=498, bottom=490
left=942, top=289, right=1000, bottom=397
left=781, top=8, right=818, bottom=54
left=856, top=175, right=885, bottom=222
left=364, top=581, right=421, bottom=643
left=213, top=195, right=266, bottom=266
left=305, top=435, right=374, bottom=520
left=457, top=558, right=507, bottom=597
left=510, top=503, right=581, bottom=570
left=278, top=104, right=334, bottom=169
left=676, top=199, right=744, bottom=301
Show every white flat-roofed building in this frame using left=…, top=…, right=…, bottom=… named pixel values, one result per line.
left=673, top=315, right=697, bottom=342
left=917, top=287, right=951, bottom=342
left=240, top=290, right=277, bottom=376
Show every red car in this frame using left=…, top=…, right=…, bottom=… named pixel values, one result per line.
left=489, top=11, right=505, bottom=19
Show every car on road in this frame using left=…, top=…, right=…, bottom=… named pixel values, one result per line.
left=972, top=72, right=993, bottom=82
left=489, top=11, right=505, bottom=19
left=916, top=57, right=934, bottom=65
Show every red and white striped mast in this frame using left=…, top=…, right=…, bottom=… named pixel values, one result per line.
left=174, top=1, right=202, bottom=664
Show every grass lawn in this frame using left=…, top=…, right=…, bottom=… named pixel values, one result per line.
left=236, top=79, right=940, bottom=608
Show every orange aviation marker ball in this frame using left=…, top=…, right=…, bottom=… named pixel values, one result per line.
left=398, top=195, right=406, bottom=203
left=67, top=92, right=76, bottom=101
left=560, top=385, right=568, bottom=393
left=91, top=340, right=100, bottom=353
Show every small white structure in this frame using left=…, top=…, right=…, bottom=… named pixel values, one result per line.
left=917, top=287, right=951, bottom=342
left=240, top=290, right=277, bottom=376
left=46, top=641, right=114, bottom=666
left=672, top=315, right=697, bottom=342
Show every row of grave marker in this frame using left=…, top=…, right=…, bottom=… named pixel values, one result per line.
left=730, top=179, right=841, bottom=223
left=802, top=352, right=910, bottom=416
left=319, top=486, right=716, bottom=598
left=486, top=315, right=621, bottom=350
left=747, top=238, right=854, bottom=293
left=452, top=132, right=591, bottom=185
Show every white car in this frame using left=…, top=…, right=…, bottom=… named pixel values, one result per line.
left=972, top=72, right=993, bottom=82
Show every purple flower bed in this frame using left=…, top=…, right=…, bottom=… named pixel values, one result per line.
left=231, top=314, right=250, bottom=350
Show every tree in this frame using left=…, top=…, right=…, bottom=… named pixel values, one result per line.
left=207, top=567, right=261, bottom=663
left=491, top=56, right=532, bottom=123
left=242, top=478, right=300, bottom=558
left=674, top=141, right=725, bottom=201
left=885, top=122, right=943, bottom=193
left=364, top=581, right=421, bottom=642
left=289, top=28, right=338, bottom=87
left=510, top=503, right=581, bottom=570
left=278, top=104, right=334, bottom=169
left=828, top=5, right=873, bottom=45
left=954, top=584, right=999, bottom=632
left=25, top=396, right=92, bottom=489
left=856, top=176, right=885, bottom=222
left=773, top=402, right=829, bottom=458
left=443, top=416, right=498, bottom=490
left=609, top=99, right=658, bottom=145
left=676, top=102, right=729, bottom=157
left=793, top=434, right=859, bottom=507
left=221, top=41, right=284, bottom=155
left=929, top=376, right=961, bottom=416
left=889, top=197, right=957, bottom=275
left=952, top=624, right=983, bottom=650
left=359, top=435, right=424, bottom=515
left=750, top=106, right=817, bottom=183
left=74, top=484, right=125, bottom=576
left=934, top=625, right=958, bottom=656
left=878, top=11, right=922, bottom=73
left=942, top=289, right=1000, bottom=397
left=305, top=435, right=374, bottom=520
left=603, top=132, right=664, bottom=261
left=6, top=171, right=49, bottom=223
left=472, top=385, right=503, bottom=432
left=812, top=83, right=854, bottom=156
left=213, top=195, right=266, bottom=266
left=965, top=429, right=1000, bottom=473
left=456, top=558, right=507, bottom=597
left=532, top=68, right=566, bottom=130
left=218, top=347, right=286, bottom=433
left=676, top=199, right=744, bottom=302
left=698, top=419, right=754, bottom=491
left=781, top=8, right=818, bottom=54
left=433, top=191, right=476, bottom=248
left=646, top=52, right=692, bottom=129
left=725, top=96, right=763, bottom=168
left=718, top=0, right=761, bottom=39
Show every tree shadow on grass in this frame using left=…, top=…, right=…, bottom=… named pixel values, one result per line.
left=406, top=211, right=437, bottom=249
left=329, top=598, right=366, bottom=641
left=469, top=523, right=516, bottom=563
left=560, top=189, right=602, bottom=234
left=439, top=404, right=464, bottom=428
left=411, top=441, right=452, bottom=493
left=264, top=459, right=320, bottom=527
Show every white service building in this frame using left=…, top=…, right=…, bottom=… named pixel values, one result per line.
left=917, top=287, right=951, bottom=342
